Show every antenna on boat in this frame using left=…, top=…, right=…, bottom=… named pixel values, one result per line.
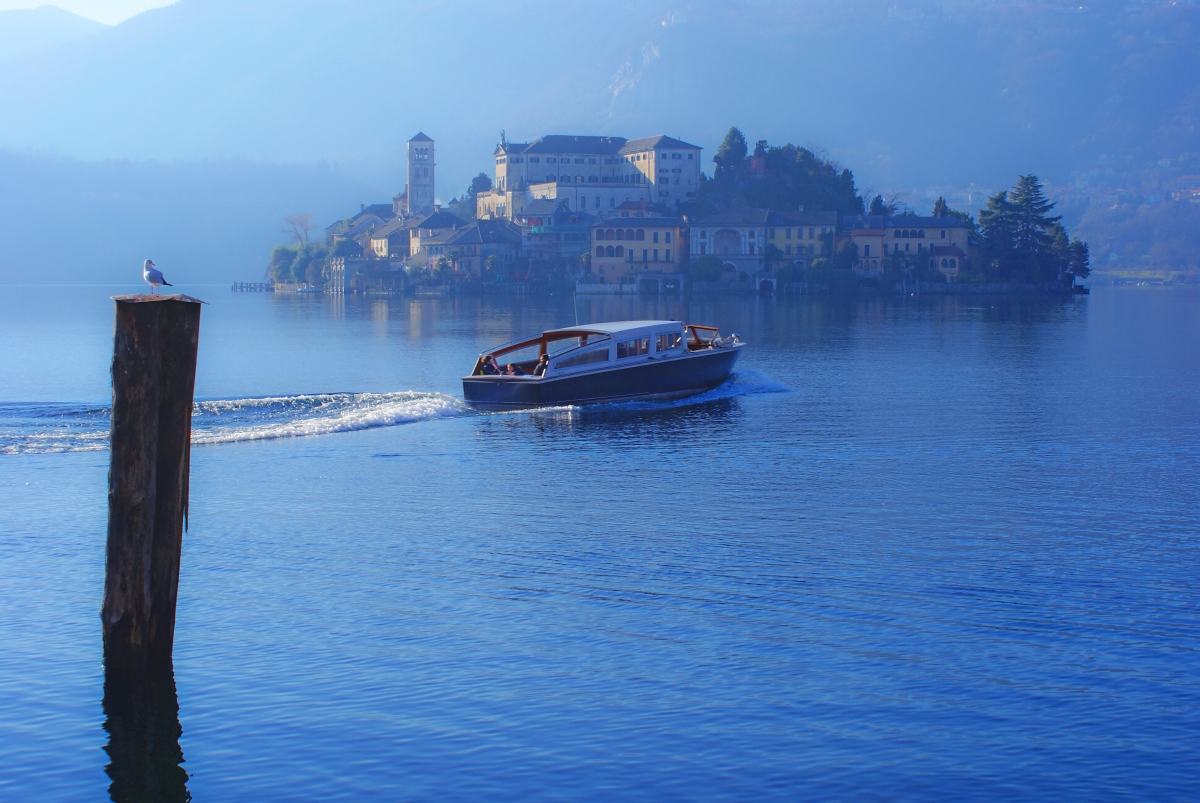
left=572, top=286, right=580, bottom=327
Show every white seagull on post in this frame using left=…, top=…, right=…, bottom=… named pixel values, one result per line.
left=142, top=260, right=172, bottom=294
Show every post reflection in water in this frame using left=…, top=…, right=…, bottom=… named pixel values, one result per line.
left=102, top=665, right=189, bottom=803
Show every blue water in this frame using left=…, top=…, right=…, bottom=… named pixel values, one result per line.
left=1, top=286, right=1197, bottom=801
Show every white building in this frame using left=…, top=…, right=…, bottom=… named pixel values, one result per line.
left=478, top=134, right=701, bottom=219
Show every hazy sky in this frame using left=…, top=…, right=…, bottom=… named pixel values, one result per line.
left=0, top=0, right=173, bottom=24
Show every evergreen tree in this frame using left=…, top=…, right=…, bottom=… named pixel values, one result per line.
left=932, top=196, right=948, bottom=218
left=1067, top=238, right=1090, bottom=283
left=978, top=189, right=1018, bottom=280
left=1008, top=174, right=1061, bottom=269
left=713, top=127, right=748, bottom=177
left=457, top=172, right=492, bottom=219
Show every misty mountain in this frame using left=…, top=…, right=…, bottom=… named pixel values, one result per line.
left=1, top=0, right=1197, bottom=194
left=0, top=152, right=380, bottom=284
left=0, top=5, right=107, bottom=62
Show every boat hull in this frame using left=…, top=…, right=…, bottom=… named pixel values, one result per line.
left=462, top=345, right=742, bottom=408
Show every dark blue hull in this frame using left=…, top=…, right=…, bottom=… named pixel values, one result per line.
left=463, top=346, right=742, bottom=408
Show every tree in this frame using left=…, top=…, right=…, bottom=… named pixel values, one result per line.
left=283, top=212, right=315, bottom=245
left=329, top=238, right=362, bottom=258
left=483, top=253, right=500, bottom=281
left=1066, top=238, right=1090, bottom=283
left=806, top=241, right=859, bottom=293
left=978, top=189, right=1019, bottom=280
left=434, top=256, right=451, bottom=281
left=713, top=127, right=748, bottom=177
left=690, top=255, right=724, bottom=282
left=753, top=139, right=768, bottom=157
left=268, top=245, right=296, bottom=282
left=458, top=172, right=492, bottom=219
left=977, top=176, right=1079, bottom=284
left=1009, top=174, right=1061, bottom=266
left=764, top=243, right=784, bottom=266
left=932, top=196, right=948, bottom=218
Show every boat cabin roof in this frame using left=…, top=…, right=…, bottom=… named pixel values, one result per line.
left=542, top=320, right=681, bottom=337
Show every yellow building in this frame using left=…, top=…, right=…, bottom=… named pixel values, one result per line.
left=590, top=215, right=687, bottom=283
left=765, top=210, right=838, bottom=263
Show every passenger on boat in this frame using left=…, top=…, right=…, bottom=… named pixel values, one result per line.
left=480, top=355, right=500, bottom=375
left=533, top=354, right=549, bottom=377
left=505, top=363, right=527, bottom=376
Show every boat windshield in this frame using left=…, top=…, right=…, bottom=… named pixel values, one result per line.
left=547, top=334, right=610, bottom=356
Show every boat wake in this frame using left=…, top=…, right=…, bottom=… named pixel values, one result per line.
left=0, top=371, right=786, bottom=455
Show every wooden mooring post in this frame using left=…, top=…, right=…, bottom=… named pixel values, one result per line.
left=101, top=294, right=203, bottom=678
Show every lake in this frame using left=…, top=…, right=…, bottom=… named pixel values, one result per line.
left=0, top=285, right=1197, bottom=801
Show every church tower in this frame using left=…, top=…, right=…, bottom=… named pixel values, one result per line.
left=407, top=132, right=435, bottom=217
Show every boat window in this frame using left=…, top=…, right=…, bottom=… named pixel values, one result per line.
left=554, top=346, right=610, bottom=369
left=546, top=334, right=609, bottom=356
left=616, top=337, right=650, bottom=358
left=655, top=332, right=682, bottom=352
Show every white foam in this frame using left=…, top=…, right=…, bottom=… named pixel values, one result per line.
left=190, top=391, right=468, bottom=446
left=0, top=372, right=788, bottom=455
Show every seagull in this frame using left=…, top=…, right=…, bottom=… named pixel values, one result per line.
left=142, top=259, right=172, bottom=294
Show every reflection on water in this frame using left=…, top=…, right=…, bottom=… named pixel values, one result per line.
left=102, top=666, right=189, bottom=803
left=1, top=286, right=1198, bottom=801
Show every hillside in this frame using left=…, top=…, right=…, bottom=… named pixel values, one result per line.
left=0, top=6, right=107, bottom=62
left=0, top=0, right=1196, bottom=192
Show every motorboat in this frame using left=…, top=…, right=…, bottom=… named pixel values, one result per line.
left=462, top=320, right=743, bottom=408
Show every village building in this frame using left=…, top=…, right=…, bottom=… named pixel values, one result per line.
left=840, top=214, right=972, bottom=279
left=513, top=199, right=598, bottom=277
left=590, top=215, right=687, bottom=284
left=407, top=206, right=467, bottom=258
left=689, top=207, right=771, bottom=277
left=325, top=203, right=394, bottom=244
left=368, top=217, right=411, bottom=259
left=419, top=218, right=522, bottom=278
left=477, top=134, right=702, bottom=219
left=765, top=210, right=838, bottom=264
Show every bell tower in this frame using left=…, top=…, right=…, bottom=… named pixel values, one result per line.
left=407, top=132, right=435, bottom=217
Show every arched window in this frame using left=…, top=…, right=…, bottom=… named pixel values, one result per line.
left=893, top=230, right=900, bottom=238
left=596, top=229, right=605, bottom=240
left=950, top=258, right=957, bottom=268
left=589, top=175, right=598, bottom=183
left=622, top=229, right=632, bottom=240
left=580, top=196, right=587, bottom=209
left=902, top=230, right=910, bottom=238
left=605, top=245, right=614, bottom=257
left=595, top=196, right=601, bottom=208
left=918, top=230, right=925, bottom=238
left=609, top=197, right=616, bottom=208
left=615, top=229, right=624, bottom=241
left=606, top=229, right=615, bottom=239
left=624, top=196, right=630, bottom=202
left=636, top=229, right=645, bottom=240
left=547, top=174, right=555, bottom=182
left=616, top=246, right=624, bottom=257
left=941, top=258, right=948, bottom=268
left=576, top=175, right=583, bottom=183
left=596, top=246, right=604, bottom=257
left=559, top=174, right=568, bottom=182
